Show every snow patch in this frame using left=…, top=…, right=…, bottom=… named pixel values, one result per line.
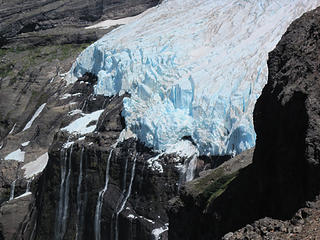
left=9, top=123, right=16, bottom=134
left=127, top=214, right=138, bottom=219
left=60, top=93, right=82, bottom=100
left=23, top=103, right=46, bottom=131
left=5, top=149, right=25, bottom=162
left=22, top=152, right=49, bottom=179
left=68, top=109, right=82, bottom=116
left=15, top=192, right=32, bottom=200
left=85, top=12, right=146, bottom=30
left=21, top=141, right=30, bottom=147
left=61, top=110, right=104, bottom=135
left=152, top=224, right=169, bottom=240
left=147, top=154, right=164, bottom=173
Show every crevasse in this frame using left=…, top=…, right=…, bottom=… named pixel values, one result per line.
left=67, top=0, right=320, bottom=156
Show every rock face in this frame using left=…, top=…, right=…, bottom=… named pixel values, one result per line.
left=169, top=6, right=320, bottom=240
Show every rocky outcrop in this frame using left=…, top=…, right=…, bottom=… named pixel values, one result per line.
left=222, top=198, right=320, bottom=240
left=169, top=6, right=320, bottom=240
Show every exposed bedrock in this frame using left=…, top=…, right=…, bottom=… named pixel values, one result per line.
left=168, top=6, right=320, bottom=240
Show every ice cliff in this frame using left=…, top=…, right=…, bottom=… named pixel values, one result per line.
left=67, top=0, right=320, bottom=156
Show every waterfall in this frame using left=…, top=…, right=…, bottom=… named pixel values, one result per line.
left=9, top=179, right=17, bottom=200
left=26, top=180, right=31, bottom=193
left=81, top=100, right=87, bottom=111
left=76, top=147, right=84, bottom=240
left=111, top=158, right=129, bottom=239
left=114, top=156, right=137, bottom=240
left=30, top=222, right=37, bottom=240
left=185, top=155, right=197, bottom=182
left=54, top=144, right=73, bottom=240
left=94, top=149, right=113, bottom=240
left=177, top=154, right=198, bottom=190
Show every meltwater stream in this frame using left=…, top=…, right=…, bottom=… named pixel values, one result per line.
left=25, top=179, right=31, bottom=193
left=54, top=144, right=73, bottom=240
left=94, top=149, right=113, bottom=240
left=76, top=147, right=85, bottom=240
left=9, top=179, right=17, bottom=200
left=114, top=156, right=137, bottom=240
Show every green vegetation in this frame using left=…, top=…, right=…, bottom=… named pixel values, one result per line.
left=188, top=168, right=225, bottom=196
left=0, top=43, right=91, bottom=81
left=203, top=171, right=238, bottom=210
left=186, top=165, right=239, bottom=211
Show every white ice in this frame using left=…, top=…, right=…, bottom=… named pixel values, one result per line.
left=23, top=103, right=46, bottom=131
left=22, top=152, right=49, bottom=179
left=5, top=149, right=25, bottom=162
left=67, top=0, right=320, bottom=156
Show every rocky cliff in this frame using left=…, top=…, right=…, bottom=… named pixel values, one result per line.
left=169, top=5, right=320, bottom=240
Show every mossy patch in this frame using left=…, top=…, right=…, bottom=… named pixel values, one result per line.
left=187, top=168, right=225, bottom=196
left=203, top=171, right=238, bottom=210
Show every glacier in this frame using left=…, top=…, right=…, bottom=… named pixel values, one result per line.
left=67, top=0, right=320, bottom=156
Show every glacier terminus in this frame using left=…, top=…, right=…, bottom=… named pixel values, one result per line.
left=66, top=0, right=320, bottom=156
